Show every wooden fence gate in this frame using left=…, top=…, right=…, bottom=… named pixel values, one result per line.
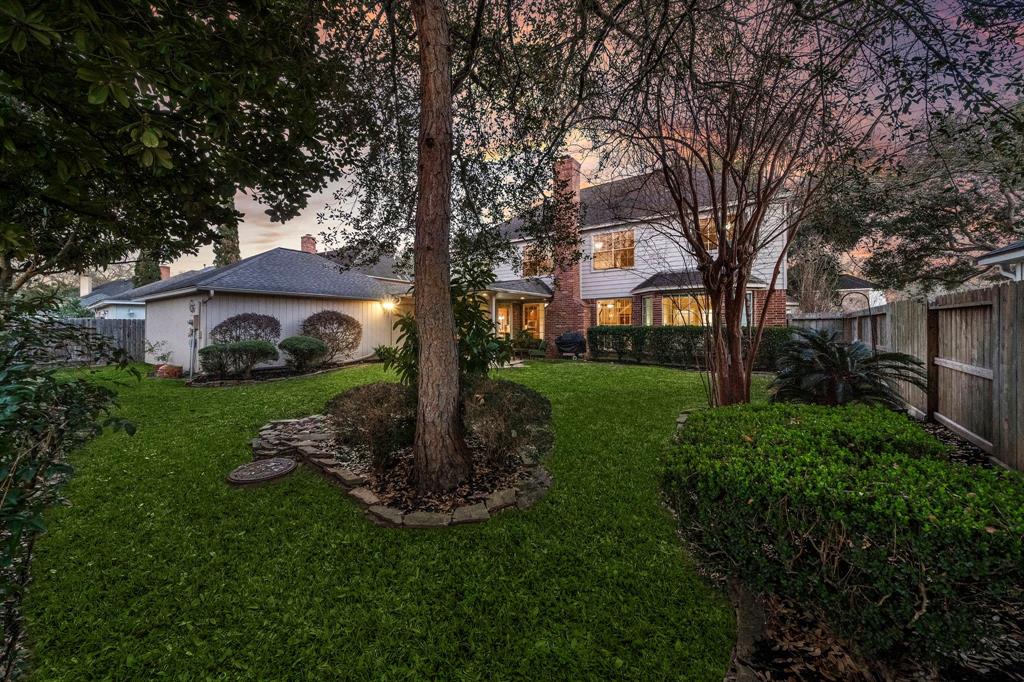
left=790, top=280, right=1024, bottom=471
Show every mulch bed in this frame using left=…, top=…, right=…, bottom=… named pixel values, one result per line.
left=368, top=448, right=527, bottom=513
left=723, top=419, right=1024, bottom=682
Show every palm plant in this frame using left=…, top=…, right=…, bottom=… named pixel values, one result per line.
left=770, top=328, right=926, bottom=409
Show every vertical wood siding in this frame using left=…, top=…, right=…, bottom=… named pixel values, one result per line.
left=206, top=293, right=393, bottom=366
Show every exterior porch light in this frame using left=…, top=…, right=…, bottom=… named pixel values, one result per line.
left=381, top=298, right=397, bottom=312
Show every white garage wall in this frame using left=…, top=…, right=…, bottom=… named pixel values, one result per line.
left=205, top=293, right=394, bottom=367
left=144, top=295, right=195, bottom=368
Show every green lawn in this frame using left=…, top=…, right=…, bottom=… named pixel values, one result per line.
left=25, top=362, right=765, bottom=680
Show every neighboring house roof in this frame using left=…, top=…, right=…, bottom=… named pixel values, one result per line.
left=836, top=274, right=878, bottom=290
left=499, top=172, right=713, bottom=240
left=321, top=245, right=413, bottom=282
left=122, top=249, right=390, bottom=302
left=490, top=278, right=553, bottom=297
left=80, top=278, right=135, bottom=308
left=631, top=269, right=765, bottom=294
left=978, top=239, right=1024, bottom=265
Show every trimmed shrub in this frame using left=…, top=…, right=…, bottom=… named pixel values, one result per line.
left=463, top=378, right=553, bottom=467
left=326, top=383, right=415, bottom=474
left=278, top=335, right=328, bottom=372
left=587, top=324, right=791, bottom=370
left=210, top=313, right=281, bottom=344
left=198, top=343, right=231, bottom=377
left=662, top=403, right=1024, bottom=661
left=301, top=311, right=362, bottom=362
left=198, top=340, right=278, bottom=378
left=227, top=340, right=278, bottom=379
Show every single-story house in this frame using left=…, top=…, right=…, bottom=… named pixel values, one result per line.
left=79, top=276, right=145, bottom=319
left=115, top=240, right=417, bottom=373
left=978, top=239, right=1024, bottom=281
left=836, top=274, right=886, bottom=312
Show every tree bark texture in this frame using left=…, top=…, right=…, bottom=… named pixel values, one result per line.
left=410, top=0, right=472, bottom=492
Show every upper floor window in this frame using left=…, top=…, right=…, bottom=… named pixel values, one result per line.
left=597, top=298, right=633, bottom=325
left=521, top=245, right=553, bottom=277
left=592, top=229, right=635, bottom=270
left=699, top=215, right=736, bottom=250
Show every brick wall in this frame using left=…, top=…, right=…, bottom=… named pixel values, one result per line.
left=753, top=289, right=788, bottom=326
left=545, top=156, right=588, bottom=358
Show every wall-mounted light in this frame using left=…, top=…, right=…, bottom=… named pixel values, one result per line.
left=381, top=298, right=396, bottom=312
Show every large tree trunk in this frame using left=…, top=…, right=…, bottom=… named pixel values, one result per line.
left=706, top=275, right=752, bottom=405
left=410, top=0, right=472, bottom=493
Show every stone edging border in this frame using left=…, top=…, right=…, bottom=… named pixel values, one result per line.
left=250, top=416, right=553, bottom=528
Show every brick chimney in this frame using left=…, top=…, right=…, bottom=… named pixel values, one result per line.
left=79, top=274, right=92, bottom=297
left=301, top=234, right=317, bottom=254
left=159, top=265, right=171, bottom=280
left=545, top=156, right=587, bottom=358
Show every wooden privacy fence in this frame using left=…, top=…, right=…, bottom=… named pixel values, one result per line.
left=790, top=280, right=1024, bottom=471
left=56, top=318, right=146, bottom=364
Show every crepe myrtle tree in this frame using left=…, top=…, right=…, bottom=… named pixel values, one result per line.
left=0, top=0, right=356, bottom=295
left=587, top=0, right=1024, bottom=405
left=317, top=0, right=618, bottom=492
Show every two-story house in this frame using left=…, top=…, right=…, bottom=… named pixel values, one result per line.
left=488, top=157, right=789, bottom=357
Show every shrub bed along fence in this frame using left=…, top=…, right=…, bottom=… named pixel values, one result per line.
left=663, top=402, right=1024, bottom=662
left=587, top=325, right=792, bottom=371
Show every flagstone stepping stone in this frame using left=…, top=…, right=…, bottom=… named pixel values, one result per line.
left=227, top=457, right=297, bottom=486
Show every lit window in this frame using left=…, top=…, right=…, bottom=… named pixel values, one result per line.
left=523, top=303, right=544, bottom=337
left=592, top=229, right=635, bottom=270
left=699, top=216, right=736, bottom=250
left=521, top=245, right=552, bottom=277
left=663, top=294, right=711, bottom=326
left=643, top=296, right=653, bottom=326
left=597, top=298, right=632, bottom=326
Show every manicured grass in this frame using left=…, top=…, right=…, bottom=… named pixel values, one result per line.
left=25, top=362, right=766, bottom=680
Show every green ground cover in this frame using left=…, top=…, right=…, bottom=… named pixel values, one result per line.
left=25, top=362, right=766, bottom=680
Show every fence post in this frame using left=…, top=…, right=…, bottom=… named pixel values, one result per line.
left=926, top=304, right=939, bottom=420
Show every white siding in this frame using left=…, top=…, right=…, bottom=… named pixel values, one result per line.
left=93, top=302, right=146, bottom=319
left=497, top=202, right=788, bottom=299
left=204, top=293, right=394, bottom=367
left=144, top=296, right=195, bottom=369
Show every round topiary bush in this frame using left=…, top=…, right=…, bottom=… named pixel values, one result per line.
left=301, top=311, right=362, bottom=363
left=210, top=313, right=281, bottom=344
left=278, top=335, right=328, bottom=372
left=663, top=402, right=1024, bottom=663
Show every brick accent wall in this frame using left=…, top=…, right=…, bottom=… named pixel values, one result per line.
left=545, top=156, right=587, bottom=358
left=753, top=289, right=788, bottom=326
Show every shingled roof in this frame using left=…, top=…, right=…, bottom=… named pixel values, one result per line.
left=122, top=249, right=390, bottom=301
left=499, top=172, right=712, bottom=240
left=631, top=269, right=765, bottom=294
left=80, top=278, right=135, bottom=307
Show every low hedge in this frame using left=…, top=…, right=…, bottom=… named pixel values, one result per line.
left=198, top=340, right=279, bottom=379
left=587, top=325, right=791, bottom=370
left=662, top=403, right=1024, bottom=661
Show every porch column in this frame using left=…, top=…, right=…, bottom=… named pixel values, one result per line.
left=489, top=293, right=497, bottom=330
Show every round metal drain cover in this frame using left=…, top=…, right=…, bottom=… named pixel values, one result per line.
left=227, top=457, right=297, bottom=485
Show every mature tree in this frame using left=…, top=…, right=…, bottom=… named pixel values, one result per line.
left=319, top=0, right=610, bottom=491
left=803, top=108, right=1024, bottom=293
left=213, top=223, right=242, bottom=267
left=0, top=1, right=353, bottom=294
left=789, top=233, right=841, bottom=313
left=587, top=0, right=1024, bottom=404
left=132, top=252, right=161, bottom=287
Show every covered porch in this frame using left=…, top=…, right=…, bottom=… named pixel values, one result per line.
left=484, top=278, right=552, bottom=342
